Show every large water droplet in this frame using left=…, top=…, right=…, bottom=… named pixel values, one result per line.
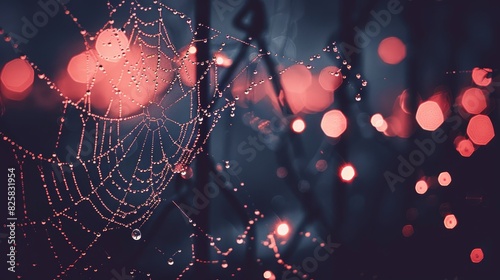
left=355, top=94, right=362, bottom=102
left=131, top=229, right=141, bottom=240
left=168, top=258, right=174, bottom=265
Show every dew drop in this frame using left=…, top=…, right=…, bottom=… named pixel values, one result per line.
left=356, top=73, right=361, bottom=79
left=355, top=94, right=362, bottom=102
left=131, top=229, right=141, bottom=240
left=168, top=258, right=174, bottom=265
left=221, top=260, right=228, bottom=269
left=361, top=80, right=368, bottom=87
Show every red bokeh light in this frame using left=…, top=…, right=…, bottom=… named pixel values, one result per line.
left=263, top=270, right=275, bottom=279
left=415, top=180, right=428, bottom=195
left=303, top=77, right=334, bottom=113
left=470, top=248, right=484, bottom=264
left=416, top=101, right=444, bottom=131
left=438, top=172, right=452, bottom=187
left=321, top=110, right=347, bottom=138
left=461, top=87, right=487, bottom=115
left=315, top=159, right=328, bottom=172
left=214, top=52, right=232, bottom=67
left=456, top=138, right=475, bottom=157
left=467, top=114, right=495, bottom=145
left=318, top=66, right=343, bottom=92
left=1, top=58, right=34, bottom=100
left=67, top=51, right=99, bottom=84
left=95, top=28, right=129, bottom=62
left=472, top=67, right=492, bottom=87
left=371, top=113, right=384, bottom=128
left=291, top=118, right=306, bottom=133
left=402, top=224, right=414, bottom=237
left=281, top=64, right=312, bottom=94
left=378, top=37, right=406, bottom=65
left=276, top=167, right=288, bottom=178
left=340, top=164, right=356, bottom=182
left=444, top=214, right=457, bottom=229
left=276, top=223, right=290, bottom=236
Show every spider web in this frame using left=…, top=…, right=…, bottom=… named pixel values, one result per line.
left=0, top=0, right=361, bottom=279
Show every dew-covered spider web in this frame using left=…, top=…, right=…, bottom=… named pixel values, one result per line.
left=0, top=0, right=367, bottom=279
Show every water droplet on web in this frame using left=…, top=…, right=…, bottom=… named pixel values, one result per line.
left=342, top=60, right=347, bottom=65
left=306, top=65, right=312, bottom=70
left=168, top=258, right=174, bottom=265
left=253, top=70, right=258, bottom=75
left=221, top=260, right=228, bottom=268
left=361, top=80, right=367, bottom=86
left=355, top=94, right=362, bottom=102
left=346, top=65, right=351, bottom=70
left=356, top=73, right=361, bottom=79
left=131, top=229, right=141, bottom=240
